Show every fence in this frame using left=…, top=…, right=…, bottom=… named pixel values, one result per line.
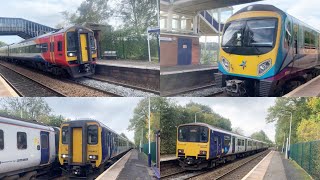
left=290, top=140, right=320, bottom=179
left=142, top=142, right=156, bottom=162
left=102, top=33, right=159, bottom=61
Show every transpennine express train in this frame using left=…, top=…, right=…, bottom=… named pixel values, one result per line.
left=0, top=25, right=97, bottom=78
left=176, top=123, right=268, bottom=170
left=215, top=4, right=320, bottom=97
left=58, top=119, right=134, bottom=176
left=0, top=115, right=60, bottom=179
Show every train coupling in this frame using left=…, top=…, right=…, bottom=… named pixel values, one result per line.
left=83, top=64, right=91, bottom=72
left=226, top=79, right=247, bottom=96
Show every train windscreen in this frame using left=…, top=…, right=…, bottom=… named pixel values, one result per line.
left=222, top=18, right=277, bottom=55
left=178, top=125, right=209, bottom=143
left=67, top=32, right=77, bottom=52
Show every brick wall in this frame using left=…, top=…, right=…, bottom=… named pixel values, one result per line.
left=160, top=33, right=200, bottom=67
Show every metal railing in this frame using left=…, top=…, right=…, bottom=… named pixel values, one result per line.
left=290, top=140, right=320, bottom=179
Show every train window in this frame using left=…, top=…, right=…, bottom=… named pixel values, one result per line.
left=62, top=126, right=69, bottom=144
left=58, top=41, right=63, bottom=51
left=242, top=140, right=245, bottom=146
left=224, top=136, right=231, bottom=146
left=88, top=125, right=98, bottom=145
left=41, top=134, right=48, bottom=149
left=17, top=132, right=27, bottom=149
left=67, top=32, right=77, bottom=52
left=178, top=125, right=208, bottom=143
left=50, top=42, right=54, bottom=52
left=89, top=35, right=95, bottom=49
left=41, top=43, right=48, bottom=53
left=0, top=130, right=3, bottom=150
left=237, top=139, right=241, bottom=146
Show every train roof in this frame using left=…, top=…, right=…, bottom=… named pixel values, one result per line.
left=17, top=25, right=93, bottom=44
left=178, top=123, right=269, bottom=144
left=0, top=114, right=55, bottom=132
left=233, top=4, right=320, bottom=33
left=61, top=119, right=132, bottom=142
left=234, top=4, right=286, bottom=17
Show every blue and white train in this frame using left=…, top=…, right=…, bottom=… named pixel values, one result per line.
left=176, top=123, right=269, bottom=170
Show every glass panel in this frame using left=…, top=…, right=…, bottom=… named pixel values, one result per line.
left=178, top=125, right=209, bottom=143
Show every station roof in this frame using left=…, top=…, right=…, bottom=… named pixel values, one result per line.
left=161, top=0, right=263, bottom=15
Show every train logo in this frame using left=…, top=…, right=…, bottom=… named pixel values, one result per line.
left=240, top=60, right=247, bottom=70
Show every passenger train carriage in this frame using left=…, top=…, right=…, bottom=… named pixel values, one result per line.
left=0, top=115, right=60, bottom=179
left=216, top=4, right=320, bottom=97
left=58, top=119, right=133, bottom=176
left=0, top=25, right=97, bottom=78
left=177, top=123, right=268, bottom=170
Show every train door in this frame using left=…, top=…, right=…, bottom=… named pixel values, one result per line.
left=72, top=128, right=83, bottom=163
left=80, top=34, right=89, bottom=63
left=177, top=38, right=192, bottom=65
left=232, top=136, right=235, bottom=153
left=40, top=131, right=50, bottom=165
left=245, top=139, right=247, bottom=151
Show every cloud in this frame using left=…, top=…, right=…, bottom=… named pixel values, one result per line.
left=172, top=97, right=276, bottom=142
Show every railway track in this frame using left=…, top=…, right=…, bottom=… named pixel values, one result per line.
left=86, top=76, right=160, bottom=95
left=0, top=60, right=158, bottom=97
left=0, top=61, right=119, bottom=97
left=0, top=66, right=66, bottom=97
left=162, top=150, right=270, bottom=180
left=162, top=84, right=225, bottom=97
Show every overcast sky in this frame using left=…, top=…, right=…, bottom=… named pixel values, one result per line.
left=200, top=0, right=320, bottom=42
left=42, top=97, right=142, bottom=142
left=0, top=0, right=122, bottom=44
left=172, top=97, right=277, bottom=142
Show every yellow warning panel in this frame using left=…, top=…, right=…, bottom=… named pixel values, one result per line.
left=72, top=128, right=83, bottom=163
left=80, top=34, right=89, bottom=62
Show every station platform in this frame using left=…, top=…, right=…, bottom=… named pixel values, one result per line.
left=160, top=64, right=218, bottom=94
left=284, top=75, right=320, bottom=97
left=242, top=151, right=310, bottom=180
left=0, top=75, right=19, bottom=97
left=160, top=154, right=177, bottom=162
left=96, top=149, right=157, bottom=180
left=96, top=60, right=160, bottom=90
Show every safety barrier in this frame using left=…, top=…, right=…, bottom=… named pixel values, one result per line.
left=290, top=140, right=320, bottom=179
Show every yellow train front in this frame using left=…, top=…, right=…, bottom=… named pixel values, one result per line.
left=58, top=119, right=132, bottom=176
left=216, top=4, right=320, bottom=97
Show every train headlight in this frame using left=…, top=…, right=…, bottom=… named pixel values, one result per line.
left=221, top=57, right=230, bottom=72
left=258, top=59, right=272, bottom=76
left=199, top=150, right=207, bottom=155
left=67, top=52, right=76, bottom=57
left=89, top=155, right=98, bottom=160
left=178, top=149, right=184, bottom=153
left=61, top=154, right=68, bottom=158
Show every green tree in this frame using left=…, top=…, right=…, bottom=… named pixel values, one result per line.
left=128, top=97, right=161, bottom=146
left=296, top=119, right=320, bottom=142
left=0, top=41, right=6, bottom=47
left=117, top=0, right=157, bottom=35
left=266, top=98, right=311, bottom=146
left=251, top=130, right=273, bottom=144
left=232, top=127, right=244, bottom=135
left=60, top=0, right=112, bottom=26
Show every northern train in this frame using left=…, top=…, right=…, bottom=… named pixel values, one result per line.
left=215, top=4, right=320, bottom=97
left=0, top=25, right=97, bottom=78
left=0, top=115, right=60, bottom=179
left=58, top=119, right=134, bottom=176
left=176, top=123, right=269, bottom=170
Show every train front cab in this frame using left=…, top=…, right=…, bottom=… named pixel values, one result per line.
left=176, top=124, right=210, bottom=170
left=59, top=120, right=102, bottom=176
left=65, top=26, right=97, bottom=78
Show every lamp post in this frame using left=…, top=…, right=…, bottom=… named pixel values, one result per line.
left=278, top=110, right=292, bottom=159
left=194, top=110, right=205, bottom=123
left=148, top=97, right=151, bottom=167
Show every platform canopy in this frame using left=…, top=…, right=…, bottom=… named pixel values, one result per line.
left=161, top=0, right=263, bottom=15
